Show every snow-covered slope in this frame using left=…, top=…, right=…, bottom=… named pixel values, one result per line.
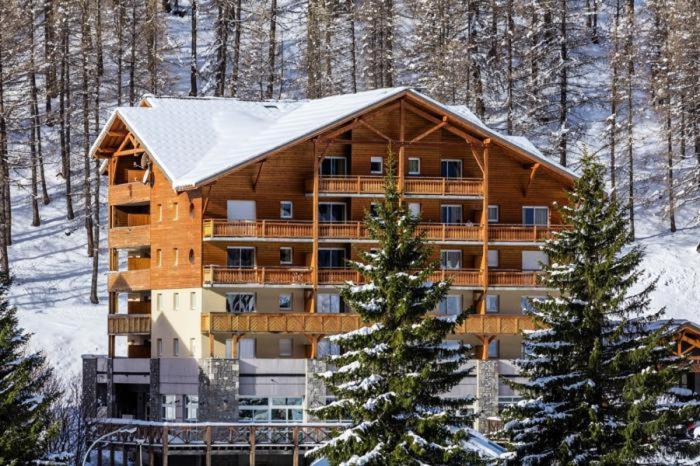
left=9, top=174, right=106, bottom=378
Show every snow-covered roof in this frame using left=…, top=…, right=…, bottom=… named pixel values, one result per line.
left=91, top=87, right=577, bottom=191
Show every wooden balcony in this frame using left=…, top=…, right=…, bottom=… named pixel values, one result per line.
left=108, top=269, right=151, bottom=292
left=202, top=312, right=534, bottom=336
left=489, top=224, right=566, bottom=243
left=306, top=176, right=483, bottom=198
left=108, top=225, right=150, bottom=249
left=203, top=266, right=312, bottom=287
left=108, top=314, right=151, bottom=335
left=108, top=181, right=150, bottom=205
left=204, top=219, right=482, bottom=243
left=318, top=268, right=484, bottom=287
left=489, top=271, right=541, bottom=287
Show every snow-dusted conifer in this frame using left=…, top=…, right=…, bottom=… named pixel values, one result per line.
left=307, top=153, right=484, bottom=466
left=0, top=274, right=60, bottom=464
left=504, top=153, right=700, bottom=465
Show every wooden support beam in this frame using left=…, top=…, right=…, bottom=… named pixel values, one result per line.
left=109, top=444, right=115, bottom=466
left=311, top=141, right=321, bottom=313
left=162, top=426, right=169, bottom=466
left=403, top=102, right=483, bottom=147
left=114, top=147, right=145, bottom=156
left=252, top=160, right=266, bottom=191
left=479, top=140, right=491, bottom=314
left=358, top=118, right=391, bottom=141
left=410, top=116, right=447, bottom=143
left=398, top=100, right=405, bottom=191
left=249, top=427, right=256, bottom=466
left=205, top=426, right=212, bottom=466
left=326, top=139, right=468, bottom=147
left=523, top=162, right=541, bottom=197
left=293, top=427, right=300, bottom=466
left=470, top=145, right=484, bottom=173
left=209, top=333, right=214, bottom=357
left=107, top=131, right=128, bottom=138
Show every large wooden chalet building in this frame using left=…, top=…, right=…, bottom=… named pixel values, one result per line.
left=84, top=88, right=700, bottom=465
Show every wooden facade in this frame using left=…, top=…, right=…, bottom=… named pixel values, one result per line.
left=95, top=91, right=577, bottom=360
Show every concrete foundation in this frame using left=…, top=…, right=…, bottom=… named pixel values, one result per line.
left=475, top=359, right=499, bottom=431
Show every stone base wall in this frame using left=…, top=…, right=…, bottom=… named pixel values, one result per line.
left=198, top=358, right=239, bottom=422
left=149, top=358, right=160, bottom=420
left=81, top=356, right=98, bottom=419
left=475, top=359, right=499, bottom=432
left=305, top=359, right=327, bottom=421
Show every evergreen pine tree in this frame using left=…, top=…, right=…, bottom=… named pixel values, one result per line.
left=307, top=153, right=487, bottom=466
left=504, top=153, right=700, bottom=465
left=0, top=274, right=60, bottom=465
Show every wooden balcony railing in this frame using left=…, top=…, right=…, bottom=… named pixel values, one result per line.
left=489, top=271, right=541, bottom=287
left=108, top=181, right=150, bottom=205
left=488, top=224, right=566, bottom=242
left=204, top=220, right=482, bottom=242
left=203, top=266, right=542, bottom=288
left=108, top=225, right=150, bottom=249
left=203, top=266, right=312, bottom=286
left=108, top=269, right=151, bottom=292
left=202, top=312, right=534, bottom=336
left=108, top=314, right=151, bottom=335
left=306, top=176, right=483, bottom=197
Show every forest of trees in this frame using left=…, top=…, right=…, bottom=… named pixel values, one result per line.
left=0, top=0, right=697, bottom=297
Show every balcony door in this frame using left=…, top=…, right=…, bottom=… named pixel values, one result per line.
left=317, top=293, right=341, bottom=313
left=440, top=159, right=462, bottom=178
left=522, top=206, right=549, bottom=226
left=440, top=250, right=462, bottom=269
left=319, top=203, right=346, bottom=223
left=239, top=338, right=256, bottom=358
left=440, top=205, right=462, bottom=224
left=318, top=249, right=346, bottom=268
left=227, top=247, right=255, bottom=268
left=321, top=156, right=347, bottom=176
left=522, top=250, right=548, bottom=271
left=227, top=200, right=256, bottom=221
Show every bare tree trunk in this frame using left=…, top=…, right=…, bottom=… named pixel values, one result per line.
left=81, top=1, right=94, bottom=257
left=96, top=0, right=104, bottom=77
left=558, top=0, right=568, bottom=167
left=129, top=0, right=137, bottom=105
left=28, top=0, right=42, bottom=226
left=625, top=0, right=635, bottom=237
left=346, top=0, right=357, bottom=93
left=147, top=0, right=158, bottom=94
left=384, top=0, right=394, bottom=87
left=506, top=0, right=514, bottom=134
left=213, top=0, right=229, bottom=96
left=43, top=0, right=56, bottom=118
left=0, top=25, right=10, bottom=270
left=229, top=0, right=242, bottom=96
left=59, top=22, right=75, bottom=220
left=116, top=0, right=125, bottom=105
left=609, top=0, right=620, bottom=200
left=190, top=0, right=198, bottom=96
left=266, top=0, right=277, bottom=99
left=90, top=159, right=100, bottom=304
left=666, top=95, right=676, bottom=232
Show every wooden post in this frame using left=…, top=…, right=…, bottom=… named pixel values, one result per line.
left=479, top=139, right=491, bottom=314
left=162, top=426, right=169, bottom=466
left=209, top=333, right=214, bottom=357
left=205, top=426, right=212, bottom=466
left=311, top=141, right=321, bottom=313
left=148, top=446, right=155, bottom=466
left=122, top=445, right=127, bottom=466
left=293, top=427, right=300, bottom=466
left=109, top=444, right=115, bottom=466
left=398, top=100, right=405, bottom=192
left=249, top=426, right=256, bottom=465
left=97, top=446, right=103, bottom=466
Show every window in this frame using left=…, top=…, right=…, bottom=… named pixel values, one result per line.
left=227, top=200, right=256, bottom=221
left=189, top=338, right=196, bottom=356
left=162, top=395, right=177, bottom=421
left=408, top=203, right=421, bottom=218
left=317, top=293, right=340, bottom=314
left=156, top=249, right=162, bottom=267
left=226, top=293, right=256, bottom=313
left=157, top=338, right=163, bottom=357
left=522, top=206, right=549, bottom=226
left=185, top=395, right=199, bottom=421
left=486, top=295, right=500, bottom=313
left=320, top=156, right=347, bottom=175
left=440, top=250, right=462, bottom=269
left=173, top=338, right=180, bottom=357
left=225, top=339, right=233, bottom=359
left=157, top=204, right=163, bottom=222
left=157, top=293, right=163, bottom=311
left=280, top=247, right=293, bottom=265
left=189, top=249, right=195, bottom=265
left=280, top=201, right=293, bottom=219
left=370, top=156, right=383, bottom=174
left=441, top=205, right=462, bottom=224
left=227, top=247, right=255, bottom=267
left=441, top=159, right=462, bottom=178
left=279, top=338, right=293, bottom=357
left=369, top=203, right=380, bottom=218
left=522, top=250, right=548, bottom=271
left=408, top=158, right=420, bottom=175
left=173, top=248, right=179, bottom=266
left=190, top=291, right=197, bottom=310
left=173, top=202, right=179, bottom=220
left=488, top=339, right=500, bottom=358
left=318, top=203, right=346, bottom=222
left=238, top=397, right=303, bottom=423
left=439, top=295, right=461, bottom=315
left=488, top=205, right=499, bottom=223
left=279, top=294, right=292, bottom=311
left=520, top=296, right=537, bottom=313
left=487, top=250, right=499, bottom=268
left=318, top=249, right=345, bottom=268
left=173, top=292, right=180, bottom=311
left=318, top=338, right=341, bottom=358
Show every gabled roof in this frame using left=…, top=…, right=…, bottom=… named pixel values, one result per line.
left=91, top=87, right=577, bottom=191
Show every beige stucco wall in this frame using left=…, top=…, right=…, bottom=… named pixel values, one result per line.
left=202, top=288, right=307, bottom=313
left=151, top=288, right=205, bottom=358
left=210, top=334, right=310, bottom=359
